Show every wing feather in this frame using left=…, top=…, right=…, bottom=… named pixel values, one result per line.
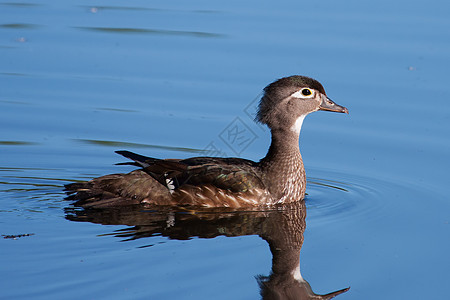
left=116, top=151, right=265, bottom=193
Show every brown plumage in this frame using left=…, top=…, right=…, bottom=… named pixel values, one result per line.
left=65, top=75, right=348, bottom=208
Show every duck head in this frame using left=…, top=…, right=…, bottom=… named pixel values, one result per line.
left=256, top=75, right=348, bottom=134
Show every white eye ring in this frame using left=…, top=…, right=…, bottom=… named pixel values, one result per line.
left=291, top=88, right=315, bottom=99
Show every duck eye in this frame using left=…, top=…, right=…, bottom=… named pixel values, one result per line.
left=291, top=88, right=315, bottom=99
left=301, top=88, right=312, bottom=96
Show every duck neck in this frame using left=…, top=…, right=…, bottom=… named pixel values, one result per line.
left=264, top=129, right=301, bottom=161
left=259, top=128, right=305, bottom=203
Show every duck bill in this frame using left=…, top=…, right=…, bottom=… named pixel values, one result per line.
left=319, top=95, right=349, bottom=114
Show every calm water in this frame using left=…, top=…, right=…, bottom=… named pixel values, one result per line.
left=1, top=1, right=450, bottom=299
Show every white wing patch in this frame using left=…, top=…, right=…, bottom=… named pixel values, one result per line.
left=164, top=173, right=175, bottom=193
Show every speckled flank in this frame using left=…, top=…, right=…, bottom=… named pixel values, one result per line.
left=171, top=185, right=269, bottom=208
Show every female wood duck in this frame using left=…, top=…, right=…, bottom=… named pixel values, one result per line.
left=65, top=75, right=348, bottom=208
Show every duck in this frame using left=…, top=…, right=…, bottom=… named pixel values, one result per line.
left=65, top=75, right=348, bottom=208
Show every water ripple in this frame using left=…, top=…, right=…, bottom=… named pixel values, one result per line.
left=0, top=23, right=40, bottom=29
left=306, top=170, right=419, bottom=226
left=0, top=141, right=38, bottom=146
left=0, top=3, right=41, bottom=7
left=74, top=138, right=205, bottom=153
left=74, top=26, right=225, bottom=38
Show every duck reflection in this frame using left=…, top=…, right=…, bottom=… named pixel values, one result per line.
left=65, top=201, right=349, bottom=299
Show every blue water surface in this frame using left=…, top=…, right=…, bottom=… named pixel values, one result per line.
left=1, top=0, right=449, bottom=299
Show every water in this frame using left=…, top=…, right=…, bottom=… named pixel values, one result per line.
left=1, top=0, right=449, bottom=299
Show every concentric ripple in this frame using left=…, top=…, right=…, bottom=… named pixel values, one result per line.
left=304, top=168, right=425, bottom=227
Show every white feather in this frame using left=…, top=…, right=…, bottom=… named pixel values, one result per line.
left=291, top=90, right=304, bottom=98
left=164, top=172, right=175, bottom=193
left=292, top=264, right=304, bottom=282
left=290, top=115, right=306, bottom=134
